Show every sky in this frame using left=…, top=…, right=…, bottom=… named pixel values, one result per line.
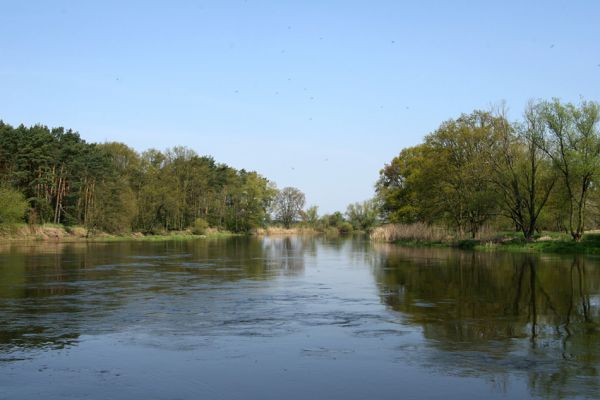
left=1, top=0, right=599, bottom=213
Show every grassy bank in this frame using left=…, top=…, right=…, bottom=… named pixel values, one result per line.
left=390, top=237, right=600, bottom=254
left=371, top=224, right=600, bottom=255
left=471, top=235, right=600, bottom=255
left=0, top=224, right=239, bottom=243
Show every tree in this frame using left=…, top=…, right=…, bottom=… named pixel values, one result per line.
left=536, top=99, right=600, bottom=241
left=346, top=199, right=379, bottom=231
left=272, top=187, right=305, bottom=228
left=88, top=178, right=138, bottom=233
left=424, top=111, right=499, bottom=237
left=303, top=205, right=319, bottom=227
left=0, top=121, right=284, bottom=234
left=376, top=145, right=429, bottom=223
left=0, top=186, right=28, bottom=223
left=486, top=103, right=556, bottom=240
left=377, top=111, right=501, bottom=238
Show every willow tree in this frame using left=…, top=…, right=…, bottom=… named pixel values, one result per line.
left=486, top=104, right=556, bottom=240
left=536, top=99, right=600, bottom=241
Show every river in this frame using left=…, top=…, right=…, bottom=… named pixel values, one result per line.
left=0, top=236, right=598, bottom=399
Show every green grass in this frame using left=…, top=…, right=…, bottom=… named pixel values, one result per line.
left=394, top=232, right=600, bottom=255
left=392, top=239, right=449, bottom=248
left=480, top=233, right=600, bottom=255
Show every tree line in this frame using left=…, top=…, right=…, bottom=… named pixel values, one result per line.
left=376, top=98, right=600, bottom=241
left=0, top=121, right=278, bottom=234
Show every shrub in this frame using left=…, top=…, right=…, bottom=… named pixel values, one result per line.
left=0, top=187, right=28, bottom=224
left=338, top=221, right=354, bottom=234
left=191, top=218, right=209, bottom=235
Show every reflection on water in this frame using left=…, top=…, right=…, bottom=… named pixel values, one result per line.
left=0, top=238, right=306, bottom=353
left=0, top=237, right=599, bottom=399
left=372, top=245, right=600, bottom=398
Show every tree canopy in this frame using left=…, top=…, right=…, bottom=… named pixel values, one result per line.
left=0, top=121, right=278, bottom=233
left=376, top=99, right=600, bottom=241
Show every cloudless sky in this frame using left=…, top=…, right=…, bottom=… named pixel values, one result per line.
left=1, top=0, right=599, bottom=213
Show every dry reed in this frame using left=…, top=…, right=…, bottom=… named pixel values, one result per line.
left=370, top=223, right=451, bottom=242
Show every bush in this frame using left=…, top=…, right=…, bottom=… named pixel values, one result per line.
left=0, top=187, right=28, bottom=224
left=191, top=218, right=209, bottom=235
left=338, top=221, right=354, bottom=234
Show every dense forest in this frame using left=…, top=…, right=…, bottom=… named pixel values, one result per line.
left=0, top=121, right=277, bottom=234
left=376, top=98, right=600, bottom=241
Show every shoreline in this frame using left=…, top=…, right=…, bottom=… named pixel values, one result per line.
left=0, top=224, right=340, bottom=243
left=0, top=224, right=240, bottom=243
left=387, top=237, right=600, bottom=255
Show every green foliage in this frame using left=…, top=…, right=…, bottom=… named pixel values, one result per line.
left=337, top=221, right=354, bottom=234
left=376, top=99, right=600, bottom=241
left=0, top=186, right=28, bottom=223
left=346, top=199, right=379, bottom=231
left=316, top=211, right=354, bottom=234
left=88, top=179, right=137, bottom=234
left=303, top=205, right=319, bottom=227
left=0, top=122, right=278, bottom=234
left=536, top=99, right=600, bottom=240
left=191, top=218, right=209, bottom=235
left=272, top=187, right=305, bottom=228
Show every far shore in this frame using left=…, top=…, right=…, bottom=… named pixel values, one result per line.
left=0, top=224, right=240, bottom=243
left=0, top=224, right=341, bottom=243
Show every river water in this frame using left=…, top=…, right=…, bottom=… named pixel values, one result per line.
left=0, top=236, right=598, bottom=399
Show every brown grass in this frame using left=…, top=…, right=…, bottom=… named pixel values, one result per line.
left=253, top=227, right=319, bottom=236
left=370, top=223, right=452, bottom=242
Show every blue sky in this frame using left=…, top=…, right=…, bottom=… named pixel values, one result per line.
left=1, top=1, right=599, bottom=213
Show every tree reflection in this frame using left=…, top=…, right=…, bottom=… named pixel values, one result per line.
left=261, top=236, right=307, bottom=276
left=0, top=237, right=308, bottom=352
left=371, top=244, right=600, bottom=398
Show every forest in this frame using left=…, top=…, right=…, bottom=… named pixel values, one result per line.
left=0, top=121, right=277, bottom=234
left=376, top=98, right=600, bottom=242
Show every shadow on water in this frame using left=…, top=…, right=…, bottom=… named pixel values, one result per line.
left=370, top=244, right=600, bottom=398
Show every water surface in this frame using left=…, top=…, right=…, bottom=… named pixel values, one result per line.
left=0, top=237, right=599, bottom=399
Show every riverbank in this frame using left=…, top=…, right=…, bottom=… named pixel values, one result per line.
left=388, top=234, right=600, bottom=255
left=0, top=224, right=239, bottom=243
left=253, top=226, right=320, bottom=236
left=0, top=224, right=352, bottom=243
left=370, top=223, right=600, bottom=255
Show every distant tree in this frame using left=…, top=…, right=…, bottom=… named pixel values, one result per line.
left=346, top=199, right=379, bottom=231
left=303, top=205, right=319, bottom=227
left=273, top=187, right=305, bottom=228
